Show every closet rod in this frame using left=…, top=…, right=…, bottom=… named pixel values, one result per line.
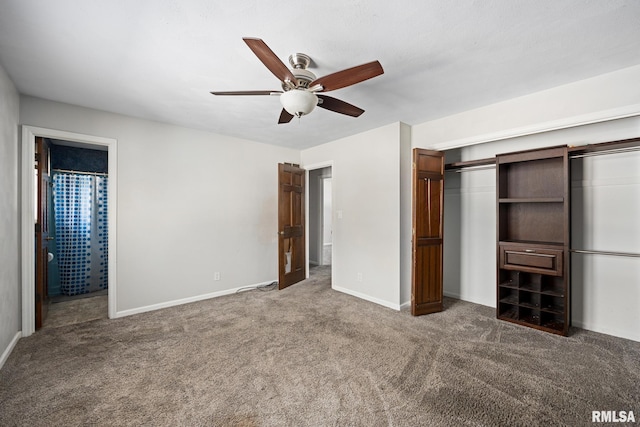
left=570, top=249, right=640, bottom=258
left=453, top=164, right=496, bottom=173
left=570, top=145, right=640, bottom=159
left=52, top=168, right=108, bottom=177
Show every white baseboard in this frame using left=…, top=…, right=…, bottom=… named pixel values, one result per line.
left=0, top=331, right=22, bottom=371
left=399, top=293, right=473, bottom=310
left=332, top=285, right=400, bottom=311
left=113, top=280, right=277, bottom=318
left=443, top=290, right=462, bottom=299
left=571, top=320, right=640, bottom=343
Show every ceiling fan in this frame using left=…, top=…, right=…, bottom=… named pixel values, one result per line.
left=211, top=38, right=384, bottom=124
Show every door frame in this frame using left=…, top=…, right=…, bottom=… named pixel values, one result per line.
left=20, top=126, right=118, bottom=336
left=303, top=161, right=334, bottom=278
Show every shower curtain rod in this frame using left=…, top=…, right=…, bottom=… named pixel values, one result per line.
left=52, top=168, right=108, bottom=177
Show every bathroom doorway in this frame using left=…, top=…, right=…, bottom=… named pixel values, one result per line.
left=22, top=126, right=117, bottom=336
left=46, top=140, right=109, bottom=327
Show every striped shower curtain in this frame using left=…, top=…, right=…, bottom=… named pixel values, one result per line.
left=52, top=172, right=108, bottom=295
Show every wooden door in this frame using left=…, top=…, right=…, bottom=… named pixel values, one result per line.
left=35, top=137, right=51, bottom=329
left=411, top=149, right=444, bottom=316
left=278, top=163, right=306, bottom=289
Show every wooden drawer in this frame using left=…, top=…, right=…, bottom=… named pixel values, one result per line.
left=499, top=244, right=563, bottom=276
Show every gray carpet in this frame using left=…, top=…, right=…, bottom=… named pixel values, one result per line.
left=43, top=293, right=108, bottom=330
left=1, top=266, right=639, bottom=426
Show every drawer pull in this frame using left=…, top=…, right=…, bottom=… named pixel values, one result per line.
left=524, top=249, right=535, bottom=253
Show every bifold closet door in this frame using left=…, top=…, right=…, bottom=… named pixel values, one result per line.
left=412, top=149, right=444, bottom=316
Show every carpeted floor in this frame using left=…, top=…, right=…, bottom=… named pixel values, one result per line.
left=43, top=293, right=108, bottom=330
left=1, top=266, right=639, bottom=426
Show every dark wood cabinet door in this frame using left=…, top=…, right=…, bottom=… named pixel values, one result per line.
left=412, top=149, right=444, bottom=316
left=278, top=163, right=306, bottom=289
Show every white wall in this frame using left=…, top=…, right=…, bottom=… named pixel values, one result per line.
left=0, top=64, right=21, bottom=367
left=571, top=149, right=640, bottom=341
left=301, top=123, right=407, bottom=309
left=413, top=64, right=640, bottom=151
left=399, top=123, right=412, bottom=307
left=442, top=166, right=497, bottom=307
left=412, top=62, right=640, bottom=341
left=20, top=96, right=299, bottom=315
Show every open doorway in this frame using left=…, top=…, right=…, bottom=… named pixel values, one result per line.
left=42, top=139, right=109, bottom=329
left=21, top=126, right=117, bottom=337
left=308, top=166, right=332, bottom=274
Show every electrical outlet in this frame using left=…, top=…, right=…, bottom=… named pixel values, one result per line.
left=357, top=272, right=363, bottom=282
left=214, top=272, right=221, bottom=281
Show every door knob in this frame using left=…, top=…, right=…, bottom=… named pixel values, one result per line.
left=45, top=237, right=55, bottom=241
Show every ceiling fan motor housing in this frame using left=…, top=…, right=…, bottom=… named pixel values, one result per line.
left=282, top=53, right=316, bottom=90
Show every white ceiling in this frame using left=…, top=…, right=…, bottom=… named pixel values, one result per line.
left=1, top=0, right=639, bottom=149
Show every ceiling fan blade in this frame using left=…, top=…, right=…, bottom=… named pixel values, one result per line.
left=210, top=90, right=281, bottom=96
left=309, top=60, right=384, bottom=92
left=278, top=109, right=294, bottom=124
left=243, top=38, right=298, bottom=86
left=317, top=95, right=364, bottom=117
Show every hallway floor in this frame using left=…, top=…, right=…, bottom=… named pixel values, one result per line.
left=42, top=293, right=108, bottom=330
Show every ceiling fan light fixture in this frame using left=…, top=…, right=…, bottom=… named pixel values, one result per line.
left=280, top=89, right=318, bottom=118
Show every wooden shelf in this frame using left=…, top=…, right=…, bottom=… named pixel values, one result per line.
left=518, top=283, right=537, bottom=292
left=498, top=307, right=518, bottom=321
left=499, top=240, right=564, bottom=247
left=499, top=295, right=518, bottom=305
left=540, top=288, right=564, bottom=298
left=499, top=198, right=564, bottom=203
left=498, top=281, right=519, bottom=290
left=540, top=304, right=563, bottom=315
